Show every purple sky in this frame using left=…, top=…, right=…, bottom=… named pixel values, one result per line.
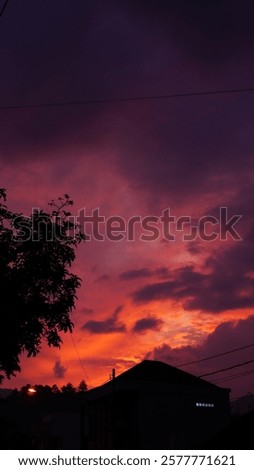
left=1, top=0, right=254, bottom=398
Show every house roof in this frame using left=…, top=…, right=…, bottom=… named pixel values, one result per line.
left=112, top=360, right=222, bottom=389
left=88, top=360, right=229, bottom=395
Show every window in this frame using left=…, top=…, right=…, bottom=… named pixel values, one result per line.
left=195, top=402, right=214, bottom=408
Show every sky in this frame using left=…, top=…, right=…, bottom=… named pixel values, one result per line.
left=1, top=0, right=254, bottom=399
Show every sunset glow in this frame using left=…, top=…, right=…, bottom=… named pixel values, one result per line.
left=1, top=0, right=254, bottom=399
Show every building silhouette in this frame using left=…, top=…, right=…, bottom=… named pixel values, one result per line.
left=84, top=360, right=230, bottom=449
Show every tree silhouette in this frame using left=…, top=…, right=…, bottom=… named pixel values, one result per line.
left=77, top=379, right=88, bottom=393
left=51, top=384, right=61, bottom=394
left=61, top=382, right=76, bottom=395
left=0, top=189, right=85, bottom=383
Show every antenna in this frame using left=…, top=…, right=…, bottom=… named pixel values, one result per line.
left=110, top=368, right=116, bottom=380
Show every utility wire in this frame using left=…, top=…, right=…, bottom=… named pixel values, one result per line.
left=212, top=368, right=254, bottom=384
left=69, top=331, right=91, bottom=389
left=1, top=86, right=254, bottom=111
left=0, top=0, right=9, bottom=16
left=176, top=342, right=254, bottom=367
left=200, top=358, right=254, bottom=378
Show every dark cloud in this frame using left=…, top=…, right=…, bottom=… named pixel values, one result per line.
left=132, top=316, right=163, bottom=333
left=125, top=190, right=254, bottom=316
left=119, top=268, right=153, bottom=281
left=120, top=267, right=171, bottom=281
left=81, top=308, right=94, bottom=315
left=53, top=360, right=67, bottom=379
left=131, top=266, right=208, bottom=306
left=145, top=315, right=254, bottom=396
left=145, top=343, right=198, bottom=367
left=0, top=0, right=136, bottom=159
left=81, top=305, right=125, bottom=334
left=2, top=0, right=254, bottom=209
left=132, top=197, right=254, bottom=314
left=154, top=267, right=171, bottom=279
left=109, top=2, right=254, bottom=203
left=95, top=274, right=111, bottom=283
left=127, top=0, right=254, bottom=62
left=113, top=305, right=124, bottom=316
left=114, top=96, right=254, bottom=205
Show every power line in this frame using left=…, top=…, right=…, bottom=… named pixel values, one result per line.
left=69, top=331, right=91, bottom=389
left=200, top=358, right=254, bottom=378
left=176, top=342, right=254, bottom=367
left=1, top=86, right=254, bottom=111
left=212, top=368, right=254, bottom=384
left=0, top=0, right=9, bottom=16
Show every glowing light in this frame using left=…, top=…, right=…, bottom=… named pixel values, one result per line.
left=196, top=402, right=214, bottom=408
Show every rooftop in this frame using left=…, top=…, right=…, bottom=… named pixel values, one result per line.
left=87, top=360, right=230, bottom=395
